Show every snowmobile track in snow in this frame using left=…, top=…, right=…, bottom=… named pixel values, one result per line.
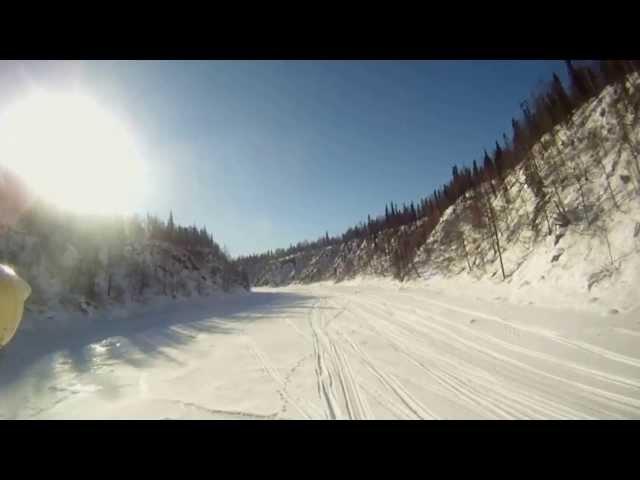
left=4, top=281, right=640, bottom=419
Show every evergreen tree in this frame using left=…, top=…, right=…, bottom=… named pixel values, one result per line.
left=552, top=73, right=573, bottom=120
left=494, top=141, right=504, bottom=178
left=167, top=210, right=175, bottom=241
left=472, top=160, right=479, bottom=182
left=565, top=60, right=589, bottom=102
left=483, top=149, right=493, bottom=174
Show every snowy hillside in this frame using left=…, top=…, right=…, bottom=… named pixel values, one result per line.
left=413, top=74, right=640, bottom=313
left=0, top=206, right=249, bottom=334
left=240, top=72, right=640, bottom=315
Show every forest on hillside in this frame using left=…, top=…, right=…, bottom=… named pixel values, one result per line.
left=236, top=60, right=640, bottom=282
left=1, top=203, right=248, bottom=311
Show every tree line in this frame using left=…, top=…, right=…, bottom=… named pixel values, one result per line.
left=145, top=211, right=223, bottom=254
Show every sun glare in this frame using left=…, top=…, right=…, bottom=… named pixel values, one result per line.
left=0, top=90, right=147, bottom=215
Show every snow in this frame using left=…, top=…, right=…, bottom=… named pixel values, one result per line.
left=2, top=280, right=639, bottom=419
left=245, top=75, right=640, bottom=320
left=3, top=73, right=640, bottom=419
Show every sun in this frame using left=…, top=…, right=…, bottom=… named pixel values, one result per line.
left=0, top=90, right=147, bottom=216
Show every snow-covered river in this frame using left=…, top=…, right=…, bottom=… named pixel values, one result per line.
left=2, top=281, right=640, bottom=419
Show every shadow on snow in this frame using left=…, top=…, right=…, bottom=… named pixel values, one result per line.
left=0, top=290, right=317, bottom=400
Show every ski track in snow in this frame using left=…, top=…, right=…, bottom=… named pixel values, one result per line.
left=2, top=281, right=640, bottom=419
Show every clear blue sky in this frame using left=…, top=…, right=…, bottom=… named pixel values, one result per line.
left=0, top=60, right=569, bottom=256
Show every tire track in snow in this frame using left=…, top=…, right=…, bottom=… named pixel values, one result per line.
left=357, top=382, right=415, bottom=419
left=385, top=296, right=640, bottom=398
left=310, top=327, right=342, bottom=419
left=320, top=299, right=374, bottom=420
left=614, top=328, right=640, bottom=338
left=345, top=301, right=531, bottom=418
left=333, top=325, right=438, bottom=420
left=308, top=299, right=372, bottom=419
left=323, top=294, right=513, bottom=418
left=323, top=298, right=505, bottom=417
left=358, top=300, right=592, bottom=418
left=384, top=301, right=640, bottom=416
left=317, top=301, right=416, bottom=419
left=342, top=294, right=607, bottom=419
left=325, top=332, right=373, bottom=419
left=372, top=293, right=640, bottom=394
left=400, top=293, right=640, bottom=371
left=342, top=297, right=563, bottom=419
left=308, top=301, right=342, bottom=419
left=345, top=289, right=640, bottom=417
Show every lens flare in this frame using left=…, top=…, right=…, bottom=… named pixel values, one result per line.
left=0, top=90, right=147, bottom=215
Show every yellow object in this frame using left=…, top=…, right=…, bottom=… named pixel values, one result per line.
left=0, top=265, right=31, bottom=348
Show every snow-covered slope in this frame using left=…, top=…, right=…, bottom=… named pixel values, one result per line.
left=413, top=75, right=640, bottom=314
left=0, top=225, right=249, bottom=334
left=244, top=74, right=640, bottom=315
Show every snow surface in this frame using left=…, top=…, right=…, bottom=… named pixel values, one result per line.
left=2, top=279, right=639, bottom=419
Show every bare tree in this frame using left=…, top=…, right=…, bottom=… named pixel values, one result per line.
left=587, top=129, right=622, bottom=211
left=483, top=190, right=506, bottom=280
